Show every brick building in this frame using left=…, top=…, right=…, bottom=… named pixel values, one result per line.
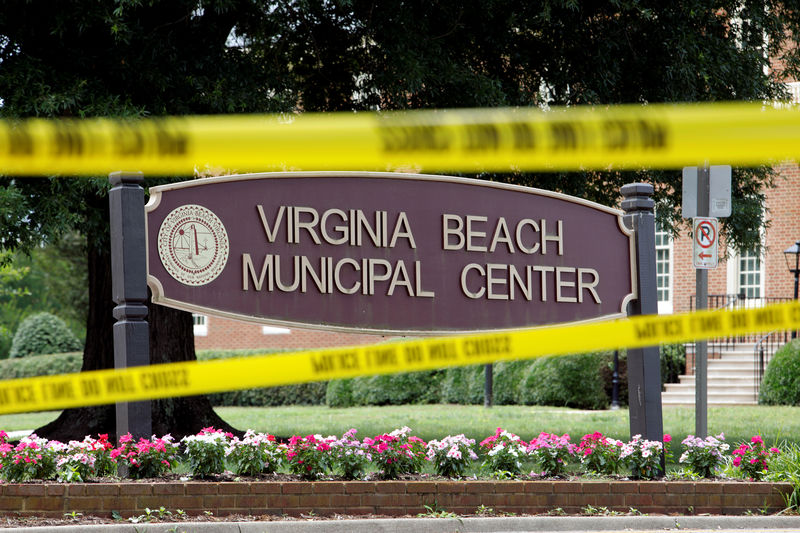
left=659, top=162, right=800, bottom=316
left=193, top=314, right=386, bottom=351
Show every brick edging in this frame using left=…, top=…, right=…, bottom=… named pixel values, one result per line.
left=0, top=480, right=793, bottom=518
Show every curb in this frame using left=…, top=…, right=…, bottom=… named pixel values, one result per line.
left=7, top=515, right=800, bottom=533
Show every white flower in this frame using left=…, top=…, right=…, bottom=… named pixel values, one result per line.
left=446, top=447, right=462, bottom=460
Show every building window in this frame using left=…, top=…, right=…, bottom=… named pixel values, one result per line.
left=262, top=325, right=291, bottom=335
left=738, top=249, right=762, bottom=299
left=727, top=244, right=765, bottom=304
left=655, top=223, right=673, bottom=314
left=192, top=314, right=208, bottom=336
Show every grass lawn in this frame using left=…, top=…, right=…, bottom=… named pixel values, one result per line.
left=0, top=411, right=60, bottom=432
left=3, top=404, right=799, bottom=451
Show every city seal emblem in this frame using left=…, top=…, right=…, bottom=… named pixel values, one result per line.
left=157, top=204, right=229, bottom=286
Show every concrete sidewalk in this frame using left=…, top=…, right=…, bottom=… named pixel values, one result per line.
left=7, top=515, right=800, bottom=532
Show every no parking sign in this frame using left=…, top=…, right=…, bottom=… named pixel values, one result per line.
left=693, top=217, right=719, bottom=269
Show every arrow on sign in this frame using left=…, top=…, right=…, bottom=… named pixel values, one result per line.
left=698, top=252, right=712, bottom=259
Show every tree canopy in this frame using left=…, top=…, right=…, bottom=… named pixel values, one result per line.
left=3, top=1, right=798, bottom=248
left=1, top=0, right=799, bottom=437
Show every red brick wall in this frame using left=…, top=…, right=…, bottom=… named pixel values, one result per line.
left=765, top=163, right=800, bottom=300
left=4, top=481, right=791, bottom=518
left=194, top=316, right=387, bottom=351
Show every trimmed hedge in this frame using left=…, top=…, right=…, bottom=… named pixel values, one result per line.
left=439, top=365, right=484, bottom=405
left=327, top=352, right=616, bottom=409
left=207, top=382, right=327, bottom=407
left=326, top=345, right=682, bottom=409
left=759, top=339, right=800, bottom=405
left=0, top=351, right=82, bottom=379
left=8, top=312, right=82, bottom=358
left=517, top=352, right=609, bottom=410
left=198, top=349, right=327, bottom=407
left=0, top=348, right=327, bottom=407
left=326, top=370, right=444, bottom=408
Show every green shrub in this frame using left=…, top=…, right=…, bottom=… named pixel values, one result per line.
left=196, top=349, right=327, bottom=407
left=440, top=365, right=484, bottom=405
left=326, top=370, right=445, bottom=407
left=0, top=347, right=325, bottom=407
left=196, top=348, right=288, bottom=360
left=208, top=382, right=327, bottom=407
left=661, top=343, right=686, bottom=385
left=599, top=350, right=628, bottom=407
left=760, top=339, right=800, bottom=405
left=326, top=378, right=355, bottom=408
left=8, top=312, right=82, bottom=358
left=353, top=371, right=444, bottom=406
left=493, top=360, right=534, bottom=405
left=0, top=351, right=82, bottom=380
left=0, top=325, right=12, bottom=360
left=517, top=352, right=609, bottom=410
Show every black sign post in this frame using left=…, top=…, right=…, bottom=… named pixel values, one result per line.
left=621, top=182, right=664, bottom=470
left=109, top=171, right=152, bottom=445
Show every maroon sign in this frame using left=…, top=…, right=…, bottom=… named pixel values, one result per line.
left=146, top=172, right=636, bottom=334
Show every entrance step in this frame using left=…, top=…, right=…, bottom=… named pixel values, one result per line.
left=662, top=344, right=761, bottom=406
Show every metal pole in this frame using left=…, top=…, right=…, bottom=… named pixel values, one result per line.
left=695, top=165, right=709, bottom=438
left=621, top=183, right=664, bottom=472
left=109, top=171, right=152, bottom=445
left=484, top=364, right=493, bottom=408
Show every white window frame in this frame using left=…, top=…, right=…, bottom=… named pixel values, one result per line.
left=655, top=223, right=673, bottom=314
left=727, top=247, right=765, bottom=306
left=262, top=325, right=291, bottom=335
left=192, top=314, right=208, bottom=337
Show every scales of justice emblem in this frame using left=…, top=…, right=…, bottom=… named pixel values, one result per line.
left=157, top=204, right=229, bottom=286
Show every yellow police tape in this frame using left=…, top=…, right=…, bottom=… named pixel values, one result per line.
left=2, top=101, right=800, bottom=176
left=0, top=301, right=798, bottom=415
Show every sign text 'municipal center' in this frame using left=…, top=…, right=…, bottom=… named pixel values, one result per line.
left=242, top=205, right=601, bottom=304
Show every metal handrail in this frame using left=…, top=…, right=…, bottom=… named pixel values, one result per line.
left=754, top=331, right=771, bottom=401
left=687, top=293, right=745, bottom=357
left=686, top=296, right=793, bottom=396
left=688, top=295, right=794, bottom=353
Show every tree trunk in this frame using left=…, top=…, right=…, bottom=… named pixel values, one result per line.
left=35, top=209, right=239, bottom=442
left=148, top=300, right=239, bottom=439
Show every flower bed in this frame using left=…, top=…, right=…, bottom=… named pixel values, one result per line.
left=0, top=427, right=786, bottom=483
left=0, top=427, right=795, bottom=519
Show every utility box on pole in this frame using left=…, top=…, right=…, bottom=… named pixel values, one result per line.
left=682, top=165, right=732, bottom=218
